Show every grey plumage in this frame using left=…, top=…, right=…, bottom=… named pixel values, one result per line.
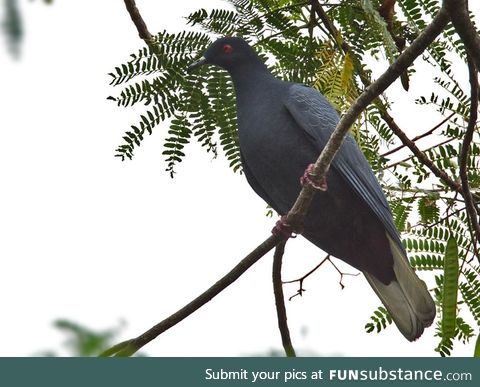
left=189, top=37, right=436, bottom=341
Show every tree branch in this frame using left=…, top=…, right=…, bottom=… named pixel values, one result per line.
left=283, top=255, right=330, bottom=300
left=272, top=241, right=296, bottom=357
left=310, top=1, right=463, bottom=199
left=285, top=7, right=449, bottom=230
left=100, top=234, right=282, bottom=357
left=381, top=113, right=455, bottom=158
left=459, top=56, right=480, bottom=254
left=283, top=255, right=359, bottom=300
left=444, top=0, right=480, bottom=71
left=123, top=0, right=154, bottom=43
left=310, top=0, right=340, bottom=44
left=384, top=135, right=454, bottom=169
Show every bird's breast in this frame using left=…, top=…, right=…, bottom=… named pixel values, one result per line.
left=236, top=98, right=321, bottom=214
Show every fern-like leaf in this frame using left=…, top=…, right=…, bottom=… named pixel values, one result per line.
left=364, top=306, right=393, bottom=334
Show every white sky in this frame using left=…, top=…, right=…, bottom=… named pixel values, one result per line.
left=0, top=0, right=477, bottom=356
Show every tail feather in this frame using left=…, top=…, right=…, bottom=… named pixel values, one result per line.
left=363, top=233, right=436, bottom=341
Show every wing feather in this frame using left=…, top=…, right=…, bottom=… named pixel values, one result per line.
left=284, top=84, right=403, bottom=248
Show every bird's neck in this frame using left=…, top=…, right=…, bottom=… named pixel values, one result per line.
left=229, top=61, right=276, bottom=98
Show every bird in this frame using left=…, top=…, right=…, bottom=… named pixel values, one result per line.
left=188, top=36, right=436, bottom=341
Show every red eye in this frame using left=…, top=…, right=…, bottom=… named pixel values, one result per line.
left=223, top=44, right=233, bottom=54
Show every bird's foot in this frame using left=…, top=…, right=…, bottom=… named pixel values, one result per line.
left=300, top=163, right=327, bottom=191
left=271, top=215, right=301, bottom=239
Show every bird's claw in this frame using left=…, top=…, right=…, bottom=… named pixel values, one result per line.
left=271, top=216, right=301, bottom=239
left=300, top=164, right=328, bottom=191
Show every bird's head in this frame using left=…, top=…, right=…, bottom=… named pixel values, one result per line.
left=188, top=37, right=260, bottom=73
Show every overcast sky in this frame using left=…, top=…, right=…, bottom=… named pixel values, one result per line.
left=0, top=0, right=477, bottom=356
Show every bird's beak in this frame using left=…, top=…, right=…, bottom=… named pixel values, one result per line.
left=187, top=56, right=207, bottom=72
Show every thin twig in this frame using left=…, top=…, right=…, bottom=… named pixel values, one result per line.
left=326, top=256, right=361, bottom=289
left=384, top=137, right=455, bottom=169
left=100, top=235, right=282, bottom=357
left=381, top=114, right=464, bottom=195
left=283, top=255, right=330, bottom=286
left=284, top=255, right=359, bottom=300
left=412, top=205, right=466, bottom=230
left=400, top=195, right=466, bottom=203
left=384, top=186, right=458, bottom=194
left=459, top=56, right=480, bottom=257
left=381, top=113, right=455, bottom=157
left=284, top=255, right=330, bottom=300
left=272, top=241, right=296, bottom=357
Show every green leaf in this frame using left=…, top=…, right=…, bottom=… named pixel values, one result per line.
left=364, top=306, right=393, bottom=334
left=418, top=196, right=439, bottom=224
left=360, top=0, right=398, bottom=63
left=441, top=236, right=459, bottom=339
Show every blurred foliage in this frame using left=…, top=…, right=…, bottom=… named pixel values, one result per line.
left=38, top=319, right=126, bottom=357
left=2, top=0, right=22, bottom=57
left=1, top=0, right=53, bottom=58
left=109, top=0, right=480, bottom=356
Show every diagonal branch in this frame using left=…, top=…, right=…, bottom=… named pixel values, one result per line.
left=272, top=241, right=296, bottom=357
left=444, top=0, right=480, bottom=71
left=285, top=7, right=450, bottom=229
left=100, top=235, right=282, bottom=357
left=123, top=0, right=154, bottom=43
left=384, top=137, right=455, bottom=169
left=381, top=113, right=455, bottom=158
left=310, top=0, right=464, bottom=199
left=381, top=115, right=461, bottom=193
left=459, top=56, right=480, bottom=255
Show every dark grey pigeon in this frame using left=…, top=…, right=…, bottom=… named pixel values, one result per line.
left=189, top=37, right=435, bottom=341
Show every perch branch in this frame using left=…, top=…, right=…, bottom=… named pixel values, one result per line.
left=272, top=241, right=296, bottom=357
left=100, top=234, right=282, bottom=356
